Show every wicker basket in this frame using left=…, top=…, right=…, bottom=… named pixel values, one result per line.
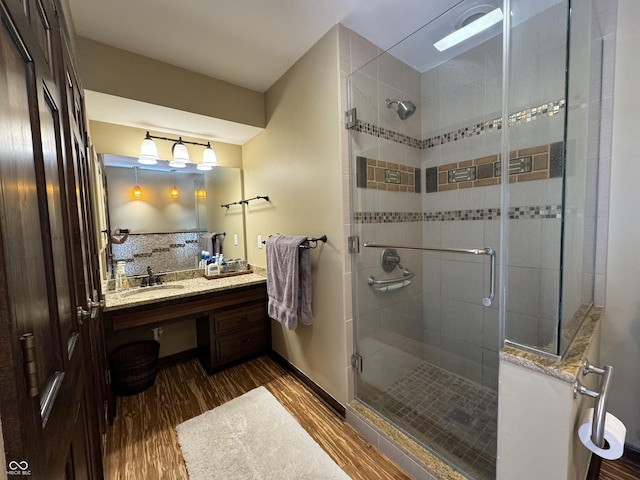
left=109, top=340, right=160, bottom=396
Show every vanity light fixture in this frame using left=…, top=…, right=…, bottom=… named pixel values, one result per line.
left=138, top=132, right=159, bottom=165
left=138, top=131, right=218, bottom=169
left=196, top=143, right=217, bottom=170
left=433, top=7, right=503, bottom=52
left=132, top=166, right=142, bottom=197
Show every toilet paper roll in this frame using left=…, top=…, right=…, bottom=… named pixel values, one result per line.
left=578, top=407, right=626, bottom=460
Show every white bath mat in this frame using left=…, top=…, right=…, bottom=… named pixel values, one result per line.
left=176, top=386, right=350, bottom=479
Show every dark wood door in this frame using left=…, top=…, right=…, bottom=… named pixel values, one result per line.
left=0, top=1, right=101, bottom=478
left=61, top=39, right=109, bottom=474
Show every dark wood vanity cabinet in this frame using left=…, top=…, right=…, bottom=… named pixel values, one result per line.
left=197, top=299, right=270, bottom=372
left=104, top=283, right=270, bottom=375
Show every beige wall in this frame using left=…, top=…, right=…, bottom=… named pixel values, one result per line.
left=243, top=26, right=348, bottom=403
left=76, top=37, right=265, bottom=128
left=601, top=0, right=640, bottom=449
left=204, top=167, right=246, bottom=261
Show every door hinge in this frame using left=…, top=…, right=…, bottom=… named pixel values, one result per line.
left=351, top=353, right=363, bottom=373
left=348, top=236, right=360, bottom=253
left=345, top=108, right=357, bottom=129
left=20, top=333, right=39, bottom=397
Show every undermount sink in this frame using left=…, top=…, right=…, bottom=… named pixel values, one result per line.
left=120, top=284, right=186, bottom=297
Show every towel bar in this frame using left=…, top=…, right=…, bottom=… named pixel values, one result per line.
left=222, top=195, right=269, bottom=209
left=262, top=234, right=327, bottom=249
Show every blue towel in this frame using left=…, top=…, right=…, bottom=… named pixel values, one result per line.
left=266, top=235, right=312, bottom=330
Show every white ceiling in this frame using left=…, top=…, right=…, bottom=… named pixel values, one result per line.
left=67, top=0, right=460, bottom=145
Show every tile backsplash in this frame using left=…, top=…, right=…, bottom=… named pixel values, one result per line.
left=111, top=232, right=201, bottom=277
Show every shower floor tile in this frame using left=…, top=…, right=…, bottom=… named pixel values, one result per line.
left=366, top=361, right=497, bottom=480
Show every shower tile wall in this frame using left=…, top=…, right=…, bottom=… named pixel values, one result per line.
left=351, top=4, right=571, bottom=398
left=420, top=4, right=567, bottom=356
left=350, top=45, right=425, bottom=393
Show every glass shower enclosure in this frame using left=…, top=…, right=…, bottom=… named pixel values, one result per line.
left=348, top=0, right=601, bottom=478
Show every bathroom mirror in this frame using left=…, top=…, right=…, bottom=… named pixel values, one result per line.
left=102, top=154, right=246, bottom=277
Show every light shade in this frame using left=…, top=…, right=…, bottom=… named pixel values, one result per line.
left=202, top=145, right=218, bottom=166
left=133, top=185, right=142, bottom=197
left=138, top=137, right=159, bottom=165
left=169, top=186, right=179, bottom=198
left=168, top=160, right=187, bottom=168
left=196, top=163, right=212, bottom=171
left=172, top=141, right=190, bottom=163
left=434, top=8, right=503, bottom=52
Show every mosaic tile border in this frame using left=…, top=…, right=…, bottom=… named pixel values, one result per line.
left=356, top=156, right=420, bottom=192
left=351, top=121, right=424, bottom=149
left=353, top=205, right=562, bottom=224
left=350, top=99, right=565, bottom=150
left=426, top=142, right=563, bottom=193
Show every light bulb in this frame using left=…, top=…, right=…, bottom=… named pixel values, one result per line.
left=170, top=186, right=179, bottom=198
left=133, top=185, right=142, bottom=197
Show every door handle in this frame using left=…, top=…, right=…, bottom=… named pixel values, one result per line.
left=76, top=306, right=91, bottom=324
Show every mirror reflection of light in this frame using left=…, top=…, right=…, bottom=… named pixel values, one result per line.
left=132, top=166, right=142, bottom=197
left=170, top=185, right=179, bottom=198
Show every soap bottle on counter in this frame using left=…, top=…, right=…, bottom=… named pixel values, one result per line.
left=115, top=261, right=129, bottom=291
left=207, top=260, right=219, bottom=276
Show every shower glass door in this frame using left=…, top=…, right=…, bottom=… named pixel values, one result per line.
left=349, top=1, right=505, bottom=479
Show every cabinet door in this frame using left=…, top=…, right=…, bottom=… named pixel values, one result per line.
left=214, top=302, right=267, bottom=335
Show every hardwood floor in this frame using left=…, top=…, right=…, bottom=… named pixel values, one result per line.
left=104, top=355, right=411, bottom=480
left=104, top=354, right=640, bottom=480
left=599, top=457, right=640, bottom=480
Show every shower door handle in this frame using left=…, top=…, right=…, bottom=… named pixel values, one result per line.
left=363, top=242, right=496, bottom=306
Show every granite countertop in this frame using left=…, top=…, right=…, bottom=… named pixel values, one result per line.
left=500, top=305, right=603, bottom=383
left=104, top=272, right=267, bottom=311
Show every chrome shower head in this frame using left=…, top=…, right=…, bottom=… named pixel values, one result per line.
left=386, top=98, right=417, bottom=120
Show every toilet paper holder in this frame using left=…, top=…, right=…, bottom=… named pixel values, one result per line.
left=573, top=360, right=613, bottom=449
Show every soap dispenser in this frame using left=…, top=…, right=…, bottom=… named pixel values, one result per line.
left=115, top=261, right=129, bottom=291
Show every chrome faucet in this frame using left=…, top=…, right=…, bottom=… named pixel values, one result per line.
left=147, top=266, right=155, bottom=286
